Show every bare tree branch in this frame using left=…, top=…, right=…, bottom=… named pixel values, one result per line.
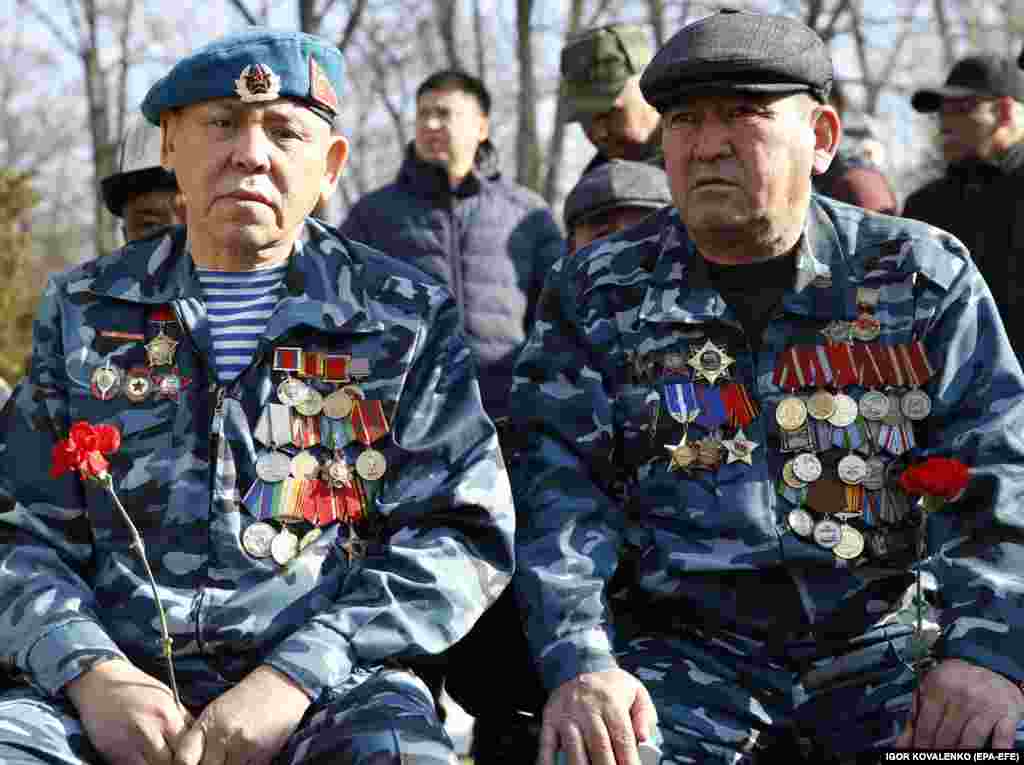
left=19, top=0, right=78, bottom=52
left=227, top=0, right=260, bottom=26
left=473, top=0, right=486, bottom=79
left=338, top=0, right=368, bottom=52
left=434, top=0, right=464, bottom=70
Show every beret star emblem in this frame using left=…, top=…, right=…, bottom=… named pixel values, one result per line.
left=235, top=63, right=281, bottom=102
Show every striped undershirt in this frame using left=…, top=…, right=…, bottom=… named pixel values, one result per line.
left=196, top=262, right=288, bottom=383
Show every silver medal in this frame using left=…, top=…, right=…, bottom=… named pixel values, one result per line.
left=242, top=521, right=276, bottom=558
left=256, top=451, right=292, bottom=483
left=270, top=527, right=300, bottom=566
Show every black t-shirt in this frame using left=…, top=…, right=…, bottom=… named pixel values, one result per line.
left=705, top=253, right=796, bottom=352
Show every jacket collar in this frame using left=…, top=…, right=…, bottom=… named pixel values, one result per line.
left=397, top=139, right=501, bottom=197
left=638, top=201, right=858, bottom=326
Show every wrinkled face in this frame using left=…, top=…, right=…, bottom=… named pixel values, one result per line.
left=662, top=92, right=831, bottom=260
left=121, top=189, right=181, bottom=243
left=414, top=88, right=489, bottom=181
left=938, top=97, right=1000, bottom=163
left=161, top=98, right=347, bottom=254
left=579, top=77, right=661, bottom=160
left=572, top=206, right=655, bottom=252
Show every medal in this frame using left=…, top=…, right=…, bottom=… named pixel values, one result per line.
left=123, top=367, right=152, bottom=403
left=775, top=396, right=808, bottom=432
left=863, top=456, right=886, bottom=491
left=694, top=438, right=722, bottom=470
left=270, top=527, right=300, bottom=565
left=295, top=387, right=324, bottom=417
left=792, top=452, right=823, bottom=484
left=782, top=460, right=807, bottom=489
left=323, top=389, right=354, bottom=419
left=663, top=382, right=699, bottom=425
left=256, top=451, right=291, bottom=483
left=806, top=390, right=837, bottom=421
left=299, top=527, right=323, bottom=552
left=324, top=454, right=353, bottom=488
left=722, top=428, right=758, bottom=465
left=664, top=434, right=696, bottom=473
left=828, top=393, right=859, bottom=428
left=852, top=315, right=881, bottom=342
left=687, top=340, right=734, bottom=385
left=787, top=508, right=814, bottom=537
left=858, top=390, right=889, bottom=421
left=833, top=524, right=865, bottom=560
left=356, top=448, right=387, bottom=480
left=812, top=518, right=842, bottom=549
left=900, top=389, right=932, bottom=421
left=277, top=377, right=310, bottom=407
left=90, top=361, right=123, bottom=401
left=145, top=331, right=178, bottom=368
left=242, top=521, right=276, bottom=558
left=821, top=321, right=853, bottom=344
left=342, top=384, right=365, bottom=400
left=837, top=454, right=868, bottom=486
left=779, top=422, right=815, bottom=453
left=291, top=450, right=320, bottom=480
left=155, top=371, right=187, bottom=401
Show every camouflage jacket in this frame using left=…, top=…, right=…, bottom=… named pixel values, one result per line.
left=0, top=219, right=514, bottom=708
left=510, top=195, right=1024, bottom=692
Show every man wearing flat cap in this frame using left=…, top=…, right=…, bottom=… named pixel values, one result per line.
left=561, top=23, right=663, bottom=177
left=903, top=54, right=1024, bottom=363
left=0, top=29, right=512, bottom=765
left=510, top=10, right=1024, bottom=763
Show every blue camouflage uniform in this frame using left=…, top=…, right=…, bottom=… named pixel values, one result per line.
left=510, top=195, right=1024, bottom=762
left=0, top=220, right=514, bottom=764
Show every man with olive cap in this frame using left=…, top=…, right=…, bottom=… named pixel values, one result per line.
left=510, top=9, right=1024, bottom=763
left=0, top=29, right=512, bottom=765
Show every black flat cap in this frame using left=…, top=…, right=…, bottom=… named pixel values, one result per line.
left=639, top=9, right=833, bottom=112
left=912, top=55, right=1024, bottom=112
left=564, top=160, right=672, bottom=230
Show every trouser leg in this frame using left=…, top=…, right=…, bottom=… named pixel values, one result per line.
left=0, top=688, right=99, bottom=765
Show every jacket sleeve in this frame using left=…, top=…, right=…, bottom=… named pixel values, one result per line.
left=915, top=238, right=1024, bottom=684
left=508, top=255, right=622, bottom=693
left=0, top=277, right=127, bottom=696
left=263, top=293, right=516, bottom=698
left=525, top=207, right=566, bottom=334
left=339, top=201, right=370, bottom=246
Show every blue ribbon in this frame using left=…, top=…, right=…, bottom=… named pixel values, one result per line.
left=694, top=385, right=727, bottom=430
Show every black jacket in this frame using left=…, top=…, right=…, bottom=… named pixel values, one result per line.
left=341, top=141, right=564, bottom=419
left=903, top=143, right=1024, bottom=359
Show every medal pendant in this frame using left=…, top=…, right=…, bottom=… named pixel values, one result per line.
left=356, top=448, right=387, bottom=481
left=323, top=389, right=354, bottom=419
left=782, top=460, right=807, bottom=489
left=123, top=367, right=152, bottom=403
left=90, top=363, right=123, bottom=401
left=837, top=454, right=868, bottom=486
left=324, top=456, right=353, bottom=488
left=833, top=524, right=865, bottom=560
left=688, top=340, right=734, bottom=385
left=664, top=434, right=696, bottom=473
left=242, top=521, right=277, bottom=558
left=775, top=396, right=808, bottom=432
left=270, top=527, right=300, bottom=566
left=858, top=390, right=890, bottom=421
left=806, top=390, right=837, bottom=421
left=792, top=452, right=823, bottom=484
left=828, top=393, right=859, bottom=428
left=294, top=388, right=324, bottom=417
left=852, top=314, right=881, bottom=342
left=291, top=450, right=320, bottom=480
left=787, top=508, right=814, bottom=537
left=299, top=527, right=323, bottom=551
left=256, top=451, right=292, bottom=483
left=277, top=377, right=310, bottom=407
left=145, top=332, right=178, bottom=368
left=900, top=389, right=932, bottom=421
left=812, top=518, right=842, bottom=549
left=695, top=438, right=722, bottom=470
left=723, top=428, right=758, bottom=465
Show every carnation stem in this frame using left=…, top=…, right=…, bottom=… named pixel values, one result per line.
left=103, top=475, right=182, bottom=711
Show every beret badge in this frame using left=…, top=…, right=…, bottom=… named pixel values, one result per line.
left=235, top=63, right=282, bottom=103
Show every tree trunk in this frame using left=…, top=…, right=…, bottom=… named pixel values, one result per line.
left=434, top=0, right=464, bottom=70
left=646, top=0, right=667, bottom=47
left=473, top=0, right=486, bottom=79
left=82, top=0, right=117, bottom=257
left=515, top=0, right=542, bottom=192
left=541, top=0, right=585, bottom=206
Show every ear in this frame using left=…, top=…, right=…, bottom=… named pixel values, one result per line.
left=160, top=111, right=178, bottom=171
left=810, top=103, right=842, bottom=176
left=995, top=96, right=1015, bottom=127
left=479, top=113, right=491, bottom=143
left=318, top=134, right=350, bottom=206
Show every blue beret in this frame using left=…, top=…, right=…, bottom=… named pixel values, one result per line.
left=640, top=10, right=832, bottom=112
left=142, top=29, right=344, bottom=125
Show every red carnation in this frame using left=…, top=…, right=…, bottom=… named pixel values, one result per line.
left=899, top=457, right=970, bottom=501
left=50, top=421, right=121, bottom=481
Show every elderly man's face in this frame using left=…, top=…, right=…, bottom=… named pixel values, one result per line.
left=579, top=77, right=661, bottom=161
left=938, top=97, right=1001, bottom=163
left=162, top=98, right=346, bottom=254
left=122, top=189, right=182, bottom=243
left=662, top=92, right=834, bottom=261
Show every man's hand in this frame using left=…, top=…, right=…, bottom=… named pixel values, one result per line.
left=66, top=658, right=192, bottom=765
left=173, top=665, right=311, bottom=765
left=538, top=668, right=657, bottom=765
left=896, top=658, right=1024, bottom=749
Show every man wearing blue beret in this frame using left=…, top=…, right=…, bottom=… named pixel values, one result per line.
left=510, top=9, right=1024, bottom=764
left=0, top=29, right=512, bottom=765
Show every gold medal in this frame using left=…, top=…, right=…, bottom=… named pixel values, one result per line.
left=241, top=521, right=276, bottom=558
left=294, top=388, right=324, bottom=417
left=833, top=524, right=865, bottom=560
left=687, top=341, right=734, bottom=385
left=775, top=396, right=808, bottom=432
left=290, top=450, right=320, bottom=480
left=356, top=448, right=387, bottom=481
left=145, top=332, right=178, bottom=368
left=806, top=390, right=837, bottom=421
left=322, top=389, right=354, bottom=419
left=664, top=434, right=696, bottom=473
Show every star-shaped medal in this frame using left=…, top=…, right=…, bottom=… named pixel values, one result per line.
left=687, top=340, right=735, bottom=385
left=664, top=433, right=696, bottom=473
left=145, top=332, right=178, bottom=368
left=722, top=428, right=758, bottom=465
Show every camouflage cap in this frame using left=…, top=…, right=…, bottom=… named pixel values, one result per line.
left=141, top=29, right=344, bottom=126
left=561, top=23, right=652, bottom=122
left=564, top=159, right=671, bottom=230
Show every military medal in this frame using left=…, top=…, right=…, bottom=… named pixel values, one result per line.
left=323, top=389, right=354, bottom=419
left=863, top=456, right=886, bottom=491
left=295, top=387, right=324, bottom=417
left=858, top=390, right=889, bottom=421
left=898, top=340, right=934, bottom=421
left=828, top=393, right=859, bottom=428
left=255, top=404, right=292, bottom=483
left=323, top=454, right=353, bottom=488
left=722, top=428, right=758, bottom=465
left=90, top=360, right=123, bottom=401
left=291, top=450, right=320, bottom=480
left=145, top=328, right=178, bottom=368
left=277, top=377, right=310, bottom=407
left=687, top=340, right=734, bottom=385
left=821, top=321, right=853, bottom=344
left=787, top=508, right=814, bottom=537
left=299, top=527, right=323, bottom=552
left=155, top=370, right=189, bottom=401
left=792, top=452, right=823, bottom=484
left=664, top=434, right=696, bottom=473
left=782, top=459, right=807, bottom=489
left=270, top=526, right=300, bottom=565
left=812, top=518, right=842, bottom=549
left=273, top=347, right=310, bottom=406
left=123, top=367, right=152, bottom=402
left=900, top=389, right=931, bottom=421
left=833, top=524, right=865, bottom=560
left=775, top=397, right=808, bottom=432
left=356, top=449, right=387, bottom=481
left=242, top=521, right=276, bottom=558
left=853, top=287, right=882, bottom=342
left=837, top=454, right=868, bottom=486
left=806, top=389, right=837, bottom=421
